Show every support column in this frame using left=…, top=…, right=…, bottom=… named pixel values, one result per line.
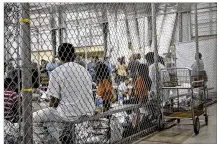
left=20, top=3, right=33, bottom=144
left=151, top=3, right=159, bottom=99
left=58, top=6, right=63, bottom=45
left=102, top=6, right=108, bottom=58
left=50, top=6, right=56, bottom=56
left=194, top=3, right=199, bottom=73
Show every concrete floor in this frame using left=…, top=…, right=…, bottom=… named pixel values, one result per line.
left=134, top=104, right=217, bottom=144
left=183, top=104, right=217, bottom=144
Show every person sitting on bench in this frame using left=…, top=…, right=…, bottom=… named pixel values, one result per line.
left=191, top=52, right=207, bottom=87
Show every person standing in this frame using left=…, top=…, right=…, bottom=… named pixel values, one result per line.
left=145, top=52, right=169, bottom=104
left=95, top=62, right=115, bottom=112
left=32, top=62, right=40, bottom=89
left=127, top=54, right=140, bottom=82
left=136, top=53, right=141, bottom=63
left=115, top=56, right=127, bottom=85
left=75, top=56, right=86, bottom=68
left=134, top=64, right=152, bottom=104
left=104, top=56, right=113, bottom=75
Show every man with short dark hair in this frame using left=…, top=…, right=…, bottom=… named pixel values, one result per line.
left=127, top=54, right=140, bottom=82
left=191, top=52, right=207, bottom=87
left=191, top=52, right=205, bottom=71
left=33, top=43, right=95, bottom=143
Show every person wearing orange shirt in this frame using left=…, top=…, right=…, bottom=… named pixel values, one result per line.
left=134, top=64, right=152, bottom=105
left=95, top=62, right=115, bottom=112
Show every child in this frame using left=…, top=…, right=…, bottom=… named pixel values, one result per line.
left=134, top=64, right=152, bottom=105
left=118, top=78, right=132, bottom=100
left=4, top=78, right=20, bottom=123
left=95, top=62, right=115, bottom=112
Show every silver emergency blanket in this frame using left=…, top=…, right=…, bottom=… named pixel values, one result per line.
left=32, top=101, right=160, bottom=144
left=33, top=122, right=62, bottom=144
left=75, top=118, right=110, bottom=144
left=4, top=120, right=20, bottom=144
left=165, top=88, right=203, bottom=111
left=110, top=111, right=129, bottom=142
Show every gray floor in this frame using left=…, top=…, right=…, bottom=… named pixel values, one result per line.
left=134, top=103, right=217, bottom=144
left=183, top=104, right=217, bottom=144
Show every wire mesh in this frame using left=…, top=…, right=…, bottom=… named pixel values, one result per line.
left=4, top=2, right=217, bottom=144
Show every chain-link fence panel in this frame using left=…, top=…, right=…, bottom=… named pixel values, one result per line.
left=4, top=2, right=217, bottom=144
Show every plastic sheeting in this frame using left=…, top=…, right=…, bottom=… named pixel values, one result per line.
left=176, top=38, right=217, bottom=92
left=4, top=120, right=21, bottom=144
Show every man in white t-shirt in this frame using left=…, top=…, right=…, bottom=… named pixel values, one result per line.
left=145, top=52, right=169, bottom=103
left=33, top=43, right=95, bottom=142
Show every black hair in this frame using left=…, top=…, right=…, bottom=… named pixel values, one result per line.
left=58, top=43, right=76, bottom=62
left=4, top=78, right=17, bottom=91
left=138, top=64, right=152, bottom=91
left=95, top=62, right=110, bottom=83
left=158, top=56, right=165, bottom=65
left=145, top=52, right=165, bottom=66
left=145, top=52, right=154, bottom=64
left=137, top=53, right=141, bottom=59
left=94, top=56, right=99, bottom=62
left=198, top=52, right=202, bottom=59
left=121, top=56, right=126, bottom=64
left=4, top=62, right=7, bottom=71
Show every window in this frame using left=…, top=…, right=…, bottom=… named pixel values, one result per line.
left=179, top=3, right=217, bottom=42
left=191, top=3, right=217, bottom=37
left=181, top=12, right=191, bottom=42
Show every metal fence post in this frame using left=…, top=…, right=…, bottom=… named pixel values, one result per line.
left=15, top=3, right=22, bottom=144
left=50, top=6, right=56, bottom=56
left=20, top=3, right=33, bottom=144
left=134, top=4, right=141, bottom=52
left=151, top=3, right=159, bottom=99
left=102, top=6, right=108, bottom=58
left=58, top=5, right=63, bottom=45
left=194, top=3, right=199, bottom=73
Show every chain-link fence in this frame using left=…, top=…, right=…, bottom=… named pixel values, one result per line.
left=4, top=2, right=217, bottom=144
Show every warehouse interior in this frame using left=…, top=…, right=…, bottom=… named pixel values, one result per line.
left=4, top=2, right=217, bottom=144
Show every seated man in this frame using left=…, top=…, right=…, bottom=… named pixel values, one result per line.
left=33, top=43, right=95, bottom=143
left=191, top=52, right=204, bottom=72
left=191, top=52, right=207, bottom=87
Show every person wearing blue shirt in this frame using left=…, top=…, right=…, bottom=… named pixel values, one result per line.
left=87, top=56, right=97, bottom=82
left=104, top=56, right=112, bottom=75
left=46, top=57, right=59, bottom=77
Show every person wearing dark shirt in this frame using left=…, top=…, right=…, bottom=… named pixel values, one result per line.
left=32, top=62, right=40, bottom=89
left=127, top=54, right=140, bottom=82
left=134, top=64, right=152, bottom=104
left=95, top=62, right=114, bottom=112
left=104, top=56, right=113, bottom=75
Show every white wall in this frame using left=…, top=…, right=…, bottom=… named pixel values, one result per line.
left=175, top=38, right=217, bottom=92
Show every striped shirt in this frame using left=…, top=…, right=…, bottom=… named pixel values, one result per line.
left=4, top=89, right=19, bottom=123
